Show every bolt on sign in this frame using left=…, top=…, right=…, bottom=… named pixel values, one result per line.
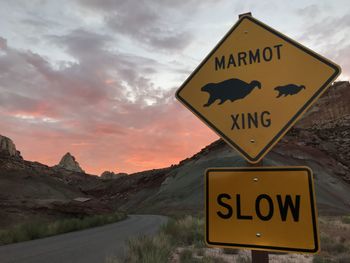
left=176, top=16, right=341, bottom=163
left=205, top=167, right=319, bottom=253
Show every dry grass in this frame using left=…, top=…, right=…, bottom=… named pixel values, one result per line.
left=312, top=216, right=350, bottom=262
left=124, top=232, right=173, bottom=263
left=162, top=216, right=205, bottom=247
left=222, top=248, right=240, bottom=255
left=110, top=216, right=219, bottom=263
left=0, top=212, right=126, bottom=245
left=108, top=215, right=350, bottom=263
left=341, top=215, right=350, bottom=224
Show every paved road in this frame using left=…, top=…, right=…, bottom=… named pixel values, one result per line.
left=0, top=215, right=168, bottom=263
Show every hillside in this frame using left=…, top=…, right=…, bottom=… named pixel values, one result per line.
left=296, top=81, right=350, bottom=128
left=96, top=130, right=350, bottom=216
left=0, top=137, right=108, bottom=228
left=89, top=81, right=350, bottom=216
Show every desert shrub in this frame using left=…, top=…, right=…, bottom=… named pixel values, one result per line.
left=0, top=212, right=126, bottom=245
left=222, top=247, right=240, bottom=254
left=105, top=256, right=122, bottom=263
left=312, top=255, right=333, bottom=263
left=197, top=248, right=205, bottom=257
left=332, top=243, right=348, bottom=253
left=0, top=221, right=46, bottom=243
left=120, top=216, right=205, bottom=263
left=341, top=215, right=350, bottom=224
left=201, top=256, right=226, bottom=263
left=236, top=255, right=251, bottom=263
left=182, top=254, right=226, bottom=263
left=54, top=218, right=81, bottom=233
left=162, top=216, right=204, bottom=246
left=179, top=249, right=193, bottom=263
left=338, top=255, right=350, bottom=263
left=117, top=216, right=226, bottom=263
left=125, top=233, right=172, bottom=263
left=320, top=234, right=348, bottom=254
left=50, top=212, right=126, bottom=235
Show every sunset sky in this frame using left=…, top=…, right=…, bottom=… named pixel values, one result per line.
left=0, top=0, right=349, bottom=175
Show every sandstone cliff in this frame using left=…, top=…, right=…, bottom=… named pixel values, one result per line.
left=0, top=135, right=22, bottom=160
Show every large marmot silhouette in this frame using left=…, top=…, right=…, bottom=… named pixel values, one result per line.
left=201, top=78, right=261, bottom=107
left=275, top=84, right=305, bottom=98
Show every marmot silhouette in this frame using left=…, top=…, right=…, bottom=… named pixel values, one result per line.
left=275, top=84, right=305, bottom=98
left=201, top=78, right=261, bottom=107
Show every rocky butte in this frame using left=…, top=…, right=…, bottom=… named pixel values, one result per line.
left=55, top=152, right=85, bottom=173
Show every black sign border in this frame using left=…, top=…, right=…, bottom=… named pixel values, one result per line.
left=175, top=16, right=341, bottom=163
left=205, top=167, right=319, bottom=253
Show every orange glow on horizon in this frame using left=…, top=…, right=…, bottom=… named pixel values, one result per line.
left=4, top=109, right=219, bottom=176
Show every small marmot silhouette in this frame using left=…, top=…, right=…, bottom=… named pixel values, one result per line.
left=201, top=78, right=261, bottom=107
left=275, top=84, right=305, bottom=98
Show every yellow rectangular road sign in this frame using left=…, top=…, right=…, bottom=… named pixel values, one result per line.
left=176, top=16, right=341, bottom=163
left=205, top=167, right=319, bottom=253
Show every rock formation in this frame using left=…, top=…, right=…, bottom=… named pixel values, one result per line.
left=297, top=81, right=350, bottom=128
left=100, top=171, right=127, bottom=179
left=56, top=152, right=85, bottom=173
left=0, top=134, right=22, bottom=159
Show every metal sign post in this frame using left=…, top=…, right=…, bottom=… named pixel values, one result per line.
left=242, top=15, right=268, bottom=263
left=252, top=250, right=269, bottom=263
left=241, top=13, right=268, bottom=263
left=247, top=160, right=268, bottom=263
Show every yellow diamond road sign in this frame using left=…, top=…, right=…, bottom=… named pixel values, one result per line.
left=205, top=167, right=319, bottom=253
left=176, top=16, right=341, bottom=163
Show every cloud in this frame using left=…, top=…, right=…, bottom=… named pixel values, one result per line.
left=292, top=10, right=349, bottom=80
left=333, top=44, right=350, bottom=80
left=48, top=28, right=168, bottom=103
left=0, top=36, right=7, bottom=49
left=298, top=13, right=350, bottom=45
left=75, top=0, right=219, bottom=51
left=21, top=17, right=60, bottom=30
left=105, top=13, right=192, bottom=52
left=50, top=29, right=113, bottom=59
left=0, top=31, right=218, bottom=174
left=296, top=4, right=322, bottom=18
